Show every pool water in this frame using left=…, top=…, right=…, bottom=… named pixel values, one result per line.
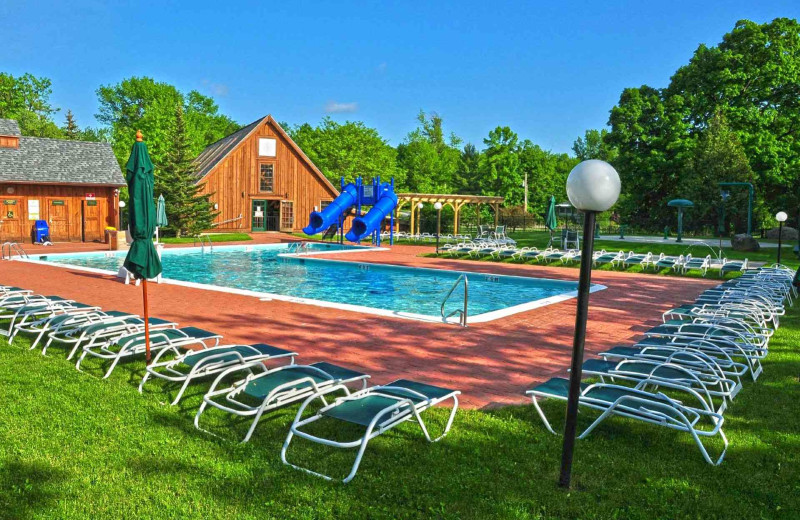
left=36, top=243, right=591, bottom=322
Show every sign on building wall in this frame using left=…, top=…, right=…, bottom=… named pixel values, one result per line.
left=258, top=138, right=277, bottom=157
left=85, top=193, right=96, bottom=200
left=28, top=199, right=40, bottom=220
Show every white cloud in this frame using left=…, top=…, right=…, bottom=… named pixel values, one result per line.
left=377, top=62, right=387, bottom=73
left=325, top=101, right=359, bottom=114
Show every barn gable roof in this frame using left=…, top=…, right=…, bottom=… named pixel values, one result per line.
left=191, top=115, right=338, bottom=195
left=0, top=119, right=124, bottom=186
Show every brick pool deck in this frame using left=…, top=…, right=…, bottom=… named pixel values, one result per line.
left=1, top=236, right=718, bottom=409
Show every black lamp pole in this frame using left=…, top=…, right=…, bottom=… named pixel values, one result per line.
left=559, top=210, right=597, bottom=489
left=777, top=220, right=783, bottom=265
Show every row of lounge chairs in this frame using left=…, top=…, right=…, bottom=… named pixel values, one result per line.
left=442, top=243, right=750, bottom=276
left=527, top=265, right=795, bottom=465
left=0, top=285, right=460, bottom=483
left=382, top=231, right=473, bottom=243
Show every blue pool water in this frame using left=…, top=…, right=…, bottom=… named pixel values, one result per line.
left=36, top=243, right=585, bottom=321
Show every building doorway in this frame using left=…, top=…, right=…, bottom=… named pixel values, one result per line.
left=47, top=199, right=70, bottom=240
left=81, top=200, right=102, bottom=242
left=252, top=200, right=280, bottom=232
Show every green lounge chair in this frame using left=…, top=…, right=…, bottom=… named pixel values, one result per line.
left=527, top=377, right=727, bottom=465
left=1, top=298, right=83, bottom=336
left=44, top=314, right=175, bottom=359
left=282, top=379, right=460, bottom=483
left=579, top=358, right=739, bottom=413
left=653, top=254, right=685, bottom=271
left=139, top=343, right=297, bottom=405
left=599, top=345, right=750, bottom=383
left=621, top=251, right=653, bottom=269
left=195, top=361, right=369, bottom=442
left=76, top=326, right=222, bottom=379
left=592, top=250, right=624, bottom=267
left=19, top=309, right=129, bottom=351
left=683, top=255, right=711, bottom=276
left=634, top=336, right=764, bottom=380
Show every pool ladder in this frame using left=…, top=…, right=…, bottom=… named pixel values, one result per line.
left=287, top=241, right=309, bottom=255
left=1, top=242, right=29, bottom=260
left=193, top=234, right=213, bottom=253
left=441, top=274, right=468, bottom=327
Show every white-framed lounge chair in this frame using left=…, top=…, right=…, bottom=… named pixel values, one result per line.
left=634, top=336, right=765, bottom=381
left=19, top=309, right=129, bottom=351
left=511, top=247, right=537, bottom=260
left=542, top=249, right=580, bottom=264
left=44, top=314, right=176, bottom=359
left=0, top=286, right=33, bottom=297
left=593, top=250, right=624, bottom=267
left=683, top=255, right=711, bottom=276
left=6, top=301, right=100, bottom=343
left=579, top=358, right=739, bottom=413
left=195, top=361, right=370, bottom=442
left=519, top=248, right=549, bottom=262
left=1, top=298, right=85, bottom=337
left=621, top=251, right=653, bottom=269
left=139, top=343, right=297, bottom=405
left=527, top=377, right=727, bottom=465
left=599, top=344, right=750, bottom=384
left=1, top=295, right=73, bottom=317
left=651, top=320, right=769, bottom=350
left=76, top=326, right=222, bottom=379
left=282, top=379, right=460, bottom=483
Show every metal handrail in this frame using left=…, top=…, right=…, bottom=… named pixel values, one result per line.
left=440, top=274, right=468, bottom=327
left=193, top=234, right=213, bottom=253
left=287, top=241, right=309, bottom=255
left=2, top=242, right=28, bottom=260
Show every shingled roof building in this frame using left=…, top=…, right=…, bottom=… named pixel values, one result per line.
left=192, top=115, right=339, bottom=233
left=0, top=118, right=124, bottom=242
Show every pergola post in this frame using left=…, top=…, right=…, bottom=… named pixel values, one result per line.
left=493, top=203, right=499, bottom=227
left=409, top=201, right=416, bottom=236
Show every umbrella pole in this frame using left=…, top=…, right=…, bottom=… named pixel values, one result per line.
left=142, top=278, right=151, bottom=364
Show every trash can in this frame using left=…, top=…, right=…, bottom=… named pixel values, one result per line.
left=107, top=230, right=119, bottom=251
left=33, top=220, right=50, bottom=244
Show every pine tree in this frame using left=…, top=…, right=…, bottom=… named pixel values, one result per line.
left=158, top=104, right=218, bottom=237
left=63, top=109, right=80, bottom=140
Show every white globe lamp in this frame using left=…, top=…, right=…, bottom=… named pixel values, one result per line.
left=559, top=159, right=621, bottom=490
left=776, top=211, right=788, bottom=264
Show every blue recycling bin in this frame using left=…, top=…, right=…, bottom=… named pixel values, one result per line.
left=33, top=220, right=50, bottom=243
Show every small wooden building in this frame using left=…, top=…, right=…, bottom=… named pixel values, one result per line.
left=193, top=115, right=339, bottom=233
left=0, top=119, right=124, bottom=243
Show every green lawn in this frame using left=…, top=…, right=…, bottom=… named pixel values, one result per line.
left=1, top=306, right=799, bottom=518
left=159, top=233, right=252, bottom=244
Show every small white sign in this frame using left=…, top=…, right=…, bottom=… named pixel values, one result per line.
left=28, top=199, right=40, bottom=220
left=254, top=208, right=264, bottom=218
left=258, top=138, right=277, bottom=157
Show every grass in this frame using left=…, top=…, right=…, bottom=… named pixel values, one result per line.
left=159, top=233, right=252, bottom=244
left=1, top=308, right=800, bottom=518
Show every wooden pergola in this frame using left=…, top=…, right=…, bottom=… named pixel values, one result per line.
left=396, top=193, right=505, bottom=235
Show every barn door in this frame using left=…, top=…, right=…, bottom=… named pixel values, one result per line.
left=82, top=200, right=102, bottom=242
left=47, top=199, right=70, bottom=241
left=251, top=200, right=266, bottom=232
left=280, top=201, right=294, bottom=232
left=0, top=198, right=24, bottom=241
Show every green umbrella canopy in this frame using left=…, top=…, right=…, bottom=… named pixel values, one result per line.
left=544, top=195, right=557, bottom=231
left=667, top=199, right=694, bottom=208
left=156, top=194, right=168, bottom=228
left=123, top=131, right=162, bottom=280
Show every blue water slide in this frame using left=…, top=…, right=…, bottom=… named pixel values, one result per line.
left=345, top=184, right=398, bottom=242
left=303, top=183, right=359, bottom=235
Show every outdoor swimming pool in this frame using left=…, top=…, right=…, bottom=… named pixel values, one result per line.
left=31, top=243, right=601, bottom=323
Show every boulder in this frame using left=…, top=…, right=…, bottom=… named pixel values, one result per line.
left=765, top=226, right=799, bottom=241
left=731, top=233, right=760, bottom=252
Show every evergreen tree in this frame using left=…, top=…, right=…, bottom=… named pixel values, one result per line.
left=63, top=110, right=80, bottom=140
left=158, top=104, right=218, bottom=237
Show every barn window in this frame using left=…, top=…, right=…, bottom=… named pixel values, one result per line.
left=259, top=164, right=274, bottom=192
left=258, top=138, right=277, bottom=157
left=320, top=200, right=332, bottom=211
left=281, top=201, right=294, bottom=229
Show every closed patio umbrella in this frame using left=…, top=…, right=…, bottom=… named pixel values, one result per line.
left=545, top=195, right=557, bottom=247
left=155, top=194, right=168, bottom=244
left=123, top=130, right=162, bottom=364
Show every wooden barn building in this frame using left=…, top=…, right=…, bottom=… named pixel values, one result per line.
left=192, top=115, right=339, bottom=233
left=0, top=118, right=124, bottom=243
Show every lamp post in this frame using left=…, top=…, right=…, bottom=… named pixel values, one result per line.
left=776, top=211, right=787, bottom=265
left=416, top=202, right=424, bottom=236
left=559, top=160, right=621, bottom=489
left=434, top=202, right=443, bottom=254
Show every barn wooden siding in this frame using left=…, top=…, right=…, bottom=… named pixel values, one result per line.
left=197, top=118, right=340, bottom=233
left=0, top=184, right=118, bottom=242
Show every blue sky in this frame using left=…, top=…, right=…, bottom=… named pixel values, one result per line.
left=2, top=1, right=798, bottom=153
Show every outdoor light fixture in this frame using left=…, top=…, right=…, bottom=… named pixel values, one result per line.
left=6, top=187, right=14, bottom=194
left=119, top=201, right=126, bottom=208
left=434, top=202, right=443, bottom=254
left=214, top=203, right=219, bottom=210
left=560, top=159, right=620, bottom=489
left=776, top=211, right=788, bottom=265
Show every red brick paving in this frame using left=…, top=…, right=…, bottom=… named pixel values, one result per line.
left=1, top=236, right=718, bottom=409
